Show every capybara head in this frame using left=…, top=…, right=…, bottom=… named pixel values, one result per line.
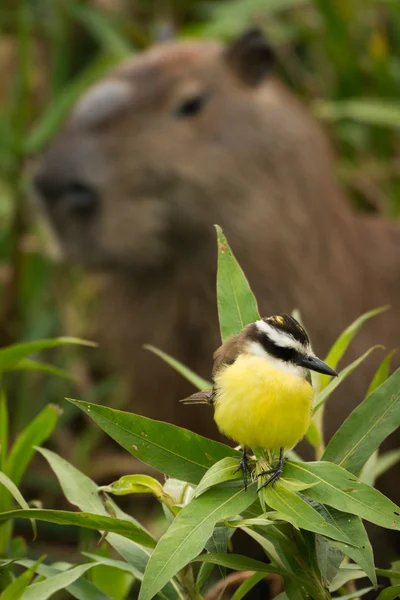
left=34, top=29, right=325, bottom=276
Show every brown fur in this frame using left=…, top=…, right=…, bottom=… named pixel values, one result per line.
left=33, top=31, right=400, bottom=558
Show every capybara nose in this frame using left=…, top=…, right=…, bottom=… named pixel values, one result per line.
left=34, top=174, right=98, bottom=218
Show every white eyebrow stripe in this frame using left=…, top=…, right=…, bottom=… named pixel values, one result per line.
left=255, top=319, right=307, bottom=353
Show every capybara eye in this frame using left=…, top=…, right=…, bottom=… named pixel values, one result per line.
left=176, top=94, right=206, bottom=118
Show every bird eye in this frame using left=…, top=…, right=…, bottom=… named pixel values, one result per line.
left=176, top=94, right=207, bottom=118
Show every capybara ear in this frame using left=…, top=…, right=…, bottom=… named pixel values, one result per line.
left=224, top=28, right=274, bottom=86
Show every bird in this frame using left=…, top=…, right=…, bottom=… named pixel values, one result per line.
left=181, top=314, right=337, bottom=489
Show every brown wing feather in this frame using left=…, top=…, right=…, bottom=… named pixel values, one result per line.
left=212, top=328, right=249, bottom=379
left=180, top=328, right=249, bottom=407
left=179, top=390, right=214, bottom=405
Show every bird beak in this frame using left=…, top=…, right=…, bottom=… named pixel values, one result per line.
left=298, top=355, right=338, bottom=377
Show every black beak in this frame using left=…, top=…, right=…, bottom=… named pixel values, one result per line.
left=298, top=355, right=338, bottom=377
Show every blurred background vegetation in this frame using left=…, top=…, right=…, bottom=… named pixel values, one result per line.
left=0, top=0, right=400, bottom=552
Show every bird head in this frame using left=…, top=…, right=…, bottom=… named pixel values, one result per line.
left=245, top=314, right=338, bottom=378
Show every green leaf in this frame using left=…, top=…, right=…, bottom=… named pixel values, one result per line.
left=322, top=369, right=400, bottom=473
left=367, top=351, right=396, bottom=397
left=7, top=405, right=60, bottom=486
left=38, top=447, right=181, bottom=599
left=99, top=474, right=175, bottom=509
left=144, top=345, right=211, bottom=391
left=215, top=225, right=260, bottom=342
left=138, top=484, right=258, bottom=600
left=194, top=457, right=244, bottom=497
left=68, top=399, right=238, bottom=485
left=329, top=566, right=367, bottom=592
left=261, top=484, right=353, bottom=544
left=285, top=461, right=400, bottom=531
left=225, top=515, right=277, bottom=528
left=232, top=572, right=266, bottom=600
left=15, top=559, right=111, bottom=600
left=376, top=586, right=400, bottom=600
left=193, top=552, right=288, bottom=577
left=313, top=346, right=382, bottom=413
left=374, top=449, right=400, bottom=480
left=0, top=337, right=96, bottom=373
left=305, top=420, right=322, bottom=448
left=320, top=307, right=387, bottom=390
left=0, top=508, right=156, bottom=547
left=82, top=552, right=143, bottom=580
left=306, top=501, right=376, bottom=586
left=20, top=561, right=109, bottom=600
left=337, top=587, right=375, bottom=600
left=0, top=472, right=36, bottom=538
left=1, top=556, right=45, bottom=600
left=315, top=99, right=400, bottom=128
left=84, top=548, right=134, bottom=600
left=376, top=567, right=400, bottom=582
left=8, top=359, right=73, bottom=380
left=315, top=535, right=344, bottom=586
left=0, top=389, right=8, bottom=471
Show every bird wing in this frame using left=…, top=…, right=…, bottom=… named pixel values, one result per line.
left=179, top=389, right=214, bottom=405
left=180, top=332, right=243, bottom=408
left=212, top=333, right=242, bottom=379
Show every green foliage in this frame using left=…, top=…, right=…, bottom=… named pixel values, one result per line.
left=1, top=226, right=399, bottom=599
left=215, top=225, right=260, bottom=342
left=67, top=398, right=238, bottom=485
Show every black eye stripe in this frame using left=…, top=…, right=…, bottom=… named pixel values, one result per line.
left=248, top=326, right=300, bottom=363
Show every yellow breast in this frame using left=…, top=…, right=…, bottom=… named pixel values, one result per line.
left=213, top=354, right=313, bottom=451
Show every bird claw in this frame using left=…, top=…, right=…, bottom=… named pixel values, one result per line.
left=257, top=450, right=286, bottom=491
left=235, top=451, right=252, bottom=490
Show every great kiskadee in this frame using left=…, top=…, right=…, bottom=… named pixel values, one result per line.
left=181, top=314, right=337, bottom=489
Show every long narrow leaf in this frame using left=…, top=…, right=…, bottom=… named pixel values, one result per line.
left=0, top=390, right=8, bottom=471
left=68, top=399, right=238, bottom=485
left=7, top=405, right=60, bottom=486
left=38, top=447, right=182, bottom=599
left=0, top=472, right=36, bottom=538
left=15, top=559, right=111, bottom=600
left=0, top=337, right=95, bottom=373
left=285, top=461, right=400, bottom=530
left=216, top=225, right=259, bottom=342
left=0, top=508, right=156, bottom=547
left=366, top=351, right=396, bottom=397
left=144, top=345, right=211, bottom=391
left=323, top=369, right=400, bottom=474
left=320, top=307, right=387, bottom=390
left=138, top=484, right=258, bottom=600
left=313, top=346, right=381, bottom=413
left=21, top=561, right=108, bottom=600
left=1, top=557, right=45, bottom=600
left=262, top=484, right=353, bottom=544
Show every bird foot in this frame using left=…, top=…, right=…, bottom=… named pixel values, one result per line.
left=235, top=451, right=252, bottom=490
left=257, top=452, right=287, bottom=491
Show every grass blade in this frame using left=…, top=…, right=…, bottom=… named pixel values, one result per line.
left=7, top=404, right=60, bottom=487
left=320, top=307, right=387, bottom=390
left=144, top=345, right=211, bottom=391
left=0, top=508, right=156, bottom=547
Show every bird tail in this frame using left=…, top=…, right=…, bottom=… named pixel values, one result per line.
left=179, top=389, right=214, bottom=406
